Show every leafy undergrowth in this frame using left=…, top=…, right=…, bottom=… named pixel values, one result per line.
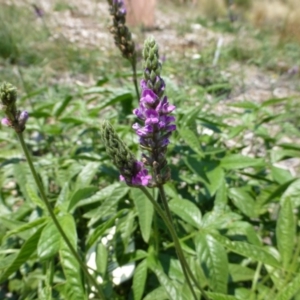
left=0, top=1, right=300, bottom=300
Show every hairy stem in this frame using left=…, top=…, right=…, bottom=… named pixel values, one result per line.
left=17, top=132, right=106, bottom=300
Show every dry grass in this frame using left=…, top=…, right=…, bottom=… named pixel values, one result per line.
left=179, top=0, right=300, bottom=42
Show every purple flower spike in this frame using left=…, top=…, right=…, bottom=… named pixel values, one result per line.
left=132, top=37, right=176, bottom=186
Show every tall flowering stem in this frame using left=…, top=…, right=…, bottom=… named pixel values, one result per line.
left=132, top=38, right=209, bottom=299
left=107, top=0, right=140, bottom=99
left=0, top=83, right=106, bottom=300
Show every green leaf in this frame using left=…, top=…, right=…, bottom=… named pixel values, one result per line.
left=228, top=187, right=256, bottom=218
left=37, top=220, right=61, bottom=260
left=143, top=286, right=168, bottom=300
left=261, top=97, right=291, bottom=107
left=26, top=183, right=45, bottom=209
left=195, top=233, right=228, bottom=293
left=86, top=209, right=127, bottom=250
left=274, top=271, right=300, bottom=300
left=276, top=197, right=295, bottom=268
left=228, top=264, right=255, bottom=282
left=213, top=234, right=280, bottom=268
left=271, top=149, right=300, bottom=163
left=221, top=154, right=264, bottom=169
left=4, top=217, right=47, bottom=239
left=147, top=254, right=180, bottom=300
left=131, top=189, right=153, bottom=243
left=74, top=162, right=100, bottom=191
left=226, top=221, right=261, bottom=246
left=86, top=185, right=129, bottom=226
left=53, top=95, right=73, bottom=117
left=169, top=198, right=202, bottom=228
left=271, top=166, right=293, bottom=184
left=59, top=214, right=86, bottom=300
left=0, top=227, right=43, bottom=283
left=96, top=243, right=108, bottom=277
left=178, top=127, right=203, bottom=157
left=68, top=186, right=98, bottom=212
left=206, top=292, right=238, bottom=300
left=281, top=178, right=300, bottom=207
left=132, top=259, right=148, bottom=300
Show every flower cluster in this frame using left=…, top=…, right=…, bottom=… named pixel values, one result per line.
left=100, top=121, right=151, bottom=186
left=0, top=82, right=29, bottom=133
left=133, top=37, right=176, bottom=186
left=107, top=0, right=136, bottom=62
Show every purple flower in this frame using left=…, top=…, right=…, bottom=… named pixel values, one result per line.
left=120, top=161, right=151, bottom=186
left=1, top=117, right=11, bottom=127
left=132, top=37, right=176, bottom=186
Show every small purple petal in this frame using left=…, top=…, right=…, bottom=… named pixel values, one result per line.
left=140, top=79, right=147, bottom=90
left=159, top=137, right=170, bottom=147
left=1, top=118, right=11, bottom=127
left=166, top=124, right=176, bottom=132
left=136, top=125, right=153, bottom=136
left=132, top=123, right=141, bottom=130
left=133, top=108, right=144, bottom=119
left=145, top=109, right=159, bottom=124
left=141, top=89, right=158, bottom=106
left=132, top=169, right=151, bottom=186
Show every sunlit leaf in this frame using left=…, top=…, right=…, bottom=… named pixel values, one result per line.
left=132, top=259, right=147, bottom=300
left=196, top=233, right=228, bottom=293
left=169, top=198, right=202, bottom=228
left=131, top=189, right=153, bottom=243
left=276, top=197, right=295, bottom=268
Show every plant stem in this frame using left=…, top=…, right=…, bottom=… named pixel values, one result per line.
left=131, top=59, right=140, bottom=100
left=140, top=186, right=210, bottom=300
left=17, top=132, right=106, bottom=300
left=158, top=185, right=210, bottom=300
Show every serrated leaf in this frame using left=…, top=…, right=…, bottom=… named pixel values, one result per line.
left=132, top=259, right=147, bottom=300
left=59, top=214, right=86, bottom=300
left=37, top=220, right=60, bottom=260
left=178, top=127, right=203, bottom=157
left=213, top=234, right=280, bottom=268
left=196, top=233, right=228, bottom=293
left=74, top=162, right=100, bottom=191
left=276, top=197, right=295, bottom=268
left=169, top=198, right=202, bottom=228
left=0, top=227, right=43, bottom=283
left=275, top=271, right=300, bottom=300
left=221, top=154, right=264, bottom=169
left=131, top=189, right=153, bottom=243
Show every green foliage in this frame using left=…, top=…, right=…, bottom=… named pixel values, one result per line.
left=1, top=1, right=300, bottom=299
